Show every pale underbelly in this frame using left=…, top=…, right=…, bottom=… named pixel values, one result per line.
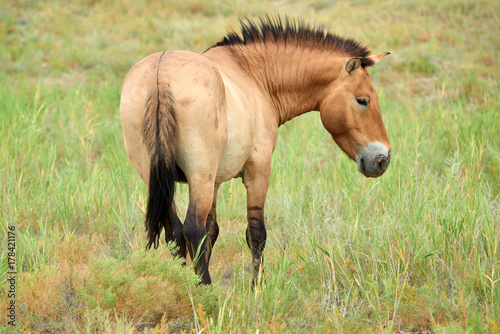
left=214, top=143, right=252, bottom=183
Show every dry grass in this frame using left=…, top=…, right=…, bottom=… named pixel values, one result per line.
left=13, top=234, right=218, bottom=332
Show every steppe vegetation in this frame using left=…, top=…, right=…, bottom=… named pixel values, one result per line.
left=1, top=0, right=498, bottom=332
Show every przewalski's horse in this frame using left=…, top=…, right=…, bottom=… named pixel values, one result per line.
left=120, top=16, right=391, bottom=284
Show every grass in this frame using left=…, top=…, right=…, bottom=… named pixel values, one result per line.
left=1, top=0, right=499, bottom=332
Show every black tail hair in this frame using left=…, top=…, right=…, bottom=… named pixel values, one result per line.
left=142, top=67, right=177, bottom=249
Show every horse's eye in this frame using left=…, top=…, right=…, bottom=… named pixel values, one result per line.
left=356, top=98, right=369, bottom=107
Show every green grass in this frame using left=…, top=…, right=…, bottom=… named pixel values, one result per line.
left=1, top=0, right=499, bottom=332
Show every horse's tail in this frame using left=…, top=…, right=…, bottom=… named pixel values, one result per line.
left=142, top=80, right=177, bottom=249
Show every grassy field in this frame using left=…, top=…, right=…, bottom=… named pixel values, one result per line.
left=1, top=0, right=499, bottom=333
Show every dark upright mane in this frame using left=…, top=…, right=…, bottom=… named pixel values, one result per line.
left=205, top=15, right=374, bottom=67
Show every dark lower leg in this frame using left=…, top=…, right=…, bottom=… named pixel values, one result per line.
left=163, top=205, right=187, bottom=259
left=206, top=209, right=219, bottom=247
left=206, top=185, right=220, bottom=254
left=182, top=193, right=214, bottom=285
left=246, top=207, right=267, bottom=276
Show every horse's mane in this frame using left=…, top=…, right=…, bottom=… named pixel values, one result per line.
left=206, top=15, right=374, bottom=67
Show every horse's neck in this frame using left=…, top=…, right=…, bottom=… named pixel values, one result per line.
left=207, top=46, right=343, bottom=126
left=261, top=57, right=337, bottom=125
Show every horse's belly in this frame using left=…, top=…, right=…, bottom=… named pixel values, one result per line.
left=215, top=152, right=247, bottom=183
left=215, top=111, right=254, bottom=183
left=215, top=135, right=253, bottom=183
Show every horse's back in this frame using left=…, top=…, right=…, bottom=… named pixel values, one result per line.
left=120, top=51, right=225, bottom=120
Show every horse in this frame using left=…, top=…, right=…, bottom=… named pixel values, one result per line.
left=119, top=16, right=391, bottom=285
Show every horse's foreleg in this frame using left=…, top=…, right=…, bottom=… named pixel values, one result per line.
left=243, top=158, right=271, bottom=280
left=163, top=203, right=187, bottom=260
left=246, top=205, right=267, bottom=278
left=183, top=178, right=215, bottom=285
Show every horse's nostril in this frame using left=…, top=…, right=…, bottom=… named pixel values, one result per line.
left=375, top=154, right=389, bottom=171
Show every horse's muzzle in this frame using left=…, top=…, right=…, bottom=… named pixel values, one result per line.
left=357, top=143, right=391, bottom=178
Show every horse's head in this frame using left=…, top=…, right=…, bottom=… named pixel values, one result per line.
left=319, top=52, right=391, bottom=178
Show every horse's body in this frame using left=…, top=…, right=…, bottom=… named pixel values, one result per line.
left=120, top=17, right=391, bottom=284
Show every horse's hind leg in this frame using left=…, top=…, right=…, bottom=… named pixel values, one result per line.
left=182, top=177, right=216, bottom=284
left=206, top=184, right=220, bottom=251
left=163, top=203, right=187, bottom=259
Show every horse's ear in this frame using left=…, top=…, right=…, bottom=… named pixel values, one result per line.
left=362, top=52, right=391, bottom=67
left=345, top=57, right=361, bottom=74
